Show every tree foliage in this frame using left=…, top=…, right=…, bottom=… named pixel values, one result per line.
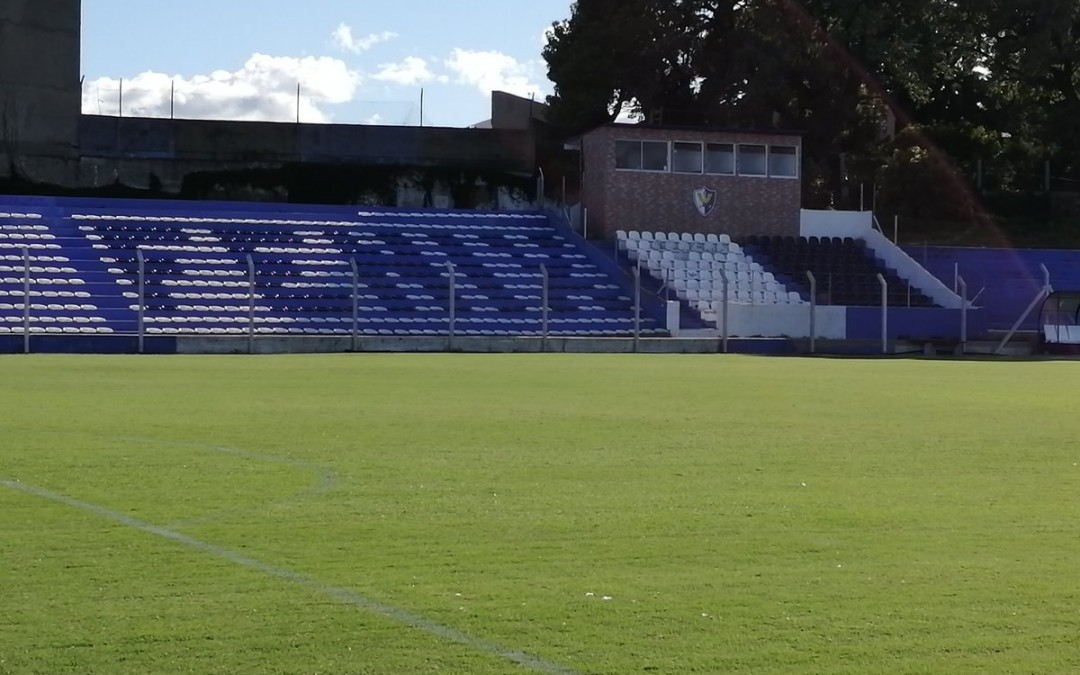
left=543, top=0, right=1080, bottom=220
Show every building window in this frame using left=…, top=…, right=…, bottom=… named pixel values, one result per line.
left=769, top=146, right=798, bottom=178
left=672, top=142, right=703, bottom=174
left=641, top=141, right=669, bottom=171
left=615, top=141, right=642, bottom=170
left=705, top=143, right=735, bottom=175
left=615, top=140, right=670, bottom=172
left=738, top=145, right=767, bottom=176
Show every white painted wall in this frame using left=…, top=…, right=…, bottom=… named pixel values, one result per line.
left=666, top=301, right=681, bottom=333
left=862, top=228, right=964, bottom=309
left=718, top=303, right=847, bottom=339
left=800, top=209, right=964, bottom=309
left=800, top=209, right=873, bottom=238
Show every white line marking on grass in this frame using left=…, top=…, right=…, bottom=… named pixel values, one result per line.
left=1, top=479, right=580, bottom=675
left=145, top=441, right=339, bottom=529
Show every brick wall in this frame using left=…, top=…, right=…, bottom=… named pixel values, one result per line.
left=581, top=125, right=802, bottom=240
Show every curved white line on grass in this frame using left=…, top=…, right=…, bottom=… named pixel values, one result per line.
left=112, top=439, right=339, bottom=529
left=1, top=479, right=579, bottom=675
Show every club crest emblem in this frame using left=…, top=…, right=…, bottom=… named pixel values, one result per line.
left=692, top=187, right=717, bottom=217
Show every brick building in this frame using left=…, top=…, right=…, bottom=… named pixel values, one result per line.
left=573, top=123, right=803, bottom=240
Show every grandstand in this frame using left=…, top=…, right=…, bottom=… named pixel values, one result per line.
left=0, top=195, right=1013, bottom=354
left=0, top=198, right=669, bottom=352
left=0, top=1, right=1075, bottom=355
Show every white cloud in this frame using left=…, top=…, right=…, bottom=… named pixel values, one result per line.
left=444, top=48, right=547, bottom=100
left=372, top=56, right=446, bottom=86
left=82, top=53, right=362, bottom=124
left=332, top=23, right=397, bottom=54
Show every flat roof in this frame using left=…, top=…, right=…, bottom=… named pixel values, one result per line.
left=600, top=121, right=804, bottom=136
left=565, top=122, right=804, bottom=149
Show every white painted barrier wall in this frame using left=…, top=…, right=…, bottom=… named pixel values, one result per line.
left=801, top=209, right=964, bottom=309
left=800, top=209, right=873, bottom=238
left=719, top=303, right=847, bottom=339
left=666, top=301, right=681, bottom=333
left=861, top=228, right=964, bottom=309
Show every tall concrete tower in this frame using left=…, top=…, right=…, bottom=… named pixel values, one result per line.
left=0, top=0, right=81, bottom=182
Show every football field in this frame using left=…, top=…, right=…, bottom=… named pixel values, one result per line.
left=2, top=354, right=1080, bottom=674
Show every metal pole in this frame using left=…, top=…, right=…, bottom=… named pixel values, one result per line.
left=170, top=79, right=175, bottom=119
left=860, top=183, right=865, bottom=211
left=877, top=273, right=888, bottom=354
left=540, top=264, right=549, bottom=352
left=893, top=215, right=899, bottom=244
left=719, top=268, right=729, bottom=354
left=247, top=254, right=256, bottom=354
left=806, top=271, right=817, bottom=354
left=953, top=263, right=959, bottom=295
left=137, top=249, right=145, bottom=354
left=22, top=246, right=30, bottom=354
left=119, top=78, right=123, bottom=118
left=537, top=166, right=545, bottom=208
left=632, top=264, right=641, bottom=352
left=561, top=176, right=567, bottom=205
left=350, top=258, right=359, bottom=352
left=420, top=88, right=424, bottom=127
left=583, top=208, right=589, bottom=239
left=446, top=261, right=456, bottom=349
left=958, top=276, right=968, bottom=353
left=296, top=83, right=301, bottom=124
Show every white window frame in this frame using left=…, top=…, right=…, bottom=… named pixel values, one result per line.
left=614, top=139, right=671, bottom=173
left=704, top=143, right=736, bottom=176
left=737, top=144, right=768, bottom=177
left=672, top=141, right=704, bottom=174
left=768, top=145, right=800, bottom=179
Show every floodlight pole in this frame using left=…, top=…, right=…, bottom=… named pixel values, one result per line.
left=806, top=270, right=817, bottom=354
left=246, top=254, right=256, bottom=354
left=22, top=246, right=30, bottom=354
left=350, top=258, right=359, bottom=352
left=877, top=273, right=888, bottom=354
left=540, top=264, right=549, bottom=352
left=137, top=249, right=145, bottom=354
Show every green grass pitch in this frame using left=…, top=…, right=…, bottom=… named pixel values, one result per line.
left=2, top=354, right=1080, bottom=674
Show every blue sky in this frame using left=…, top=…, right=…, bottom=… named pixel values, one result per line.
left=80, top=0, right=575, bottom=128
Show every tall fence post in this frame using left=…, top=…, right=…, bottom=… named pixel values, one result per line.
left=719, top=268, right=729, bottom=354
left=806, top=271, right=817, bottom=354
left=633, top=262, right=641, bottom=352
left=137, top=249, right=145, bottom=354
left=877, top=273, right=888, bottom=354
left=540, top=264, right=549, bottom=352
left=350, top=258, right=359, bottom=353
left=22, top=246, right=30, bottom=354
left=446, top=261, right=456, bottom=350
left=246, top=254, right=256, bottom=354
left=994, top=264, right=1051, bottom=355
left=958, top=275, right=968, bottom=354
